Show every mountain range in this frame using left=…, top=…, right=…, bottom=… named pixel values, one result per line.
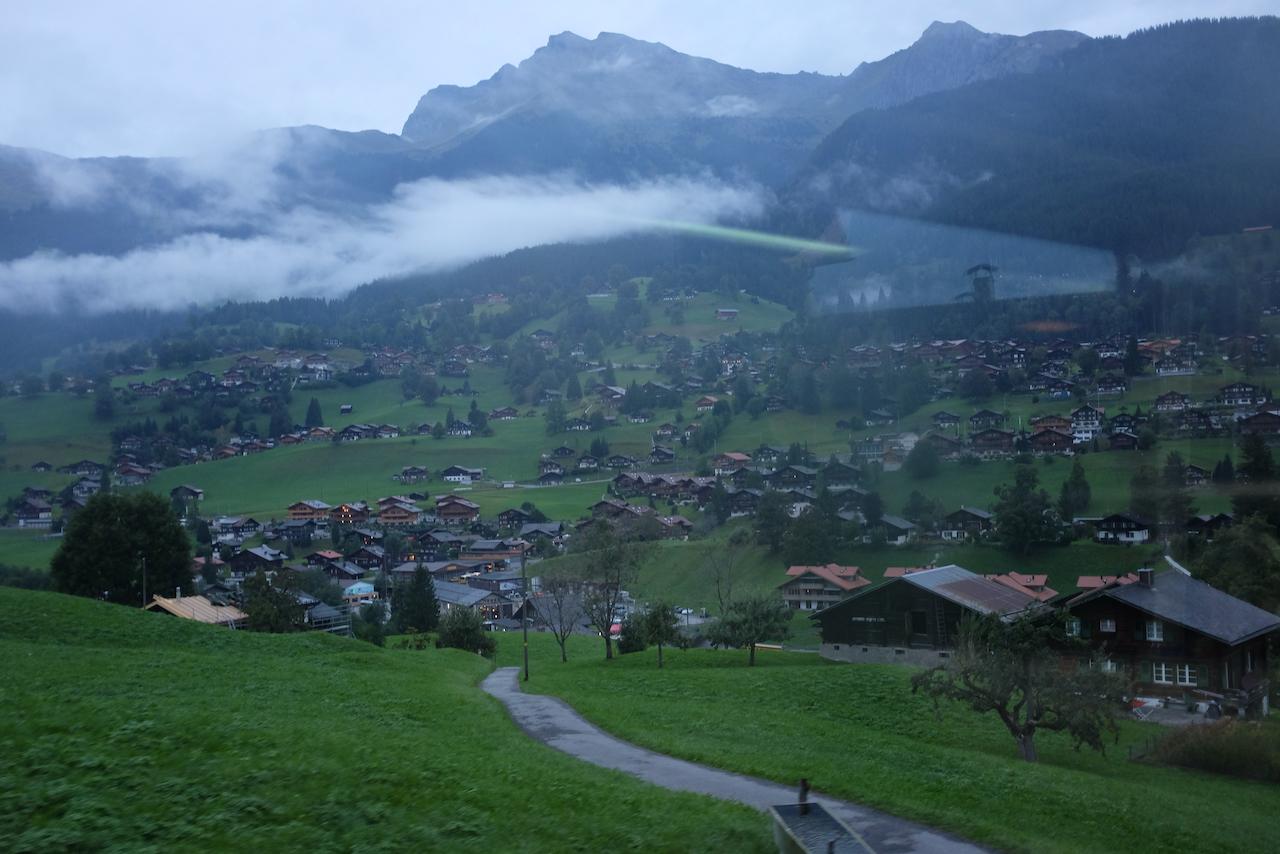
left=0, top=21, right=1088, bottom=261
left=1, top=16, right=1279, bottom=292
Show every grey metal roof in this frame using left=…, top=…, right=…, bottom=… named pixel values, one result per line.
left=1102, top=570, right=1280, bottom=646
left=900, top=565, right=1038, bottom=618
left=434, top=580, right=506, bottom=608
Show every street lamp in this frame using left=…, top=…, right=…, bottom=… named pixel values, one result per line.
left=520, top=545, right=531, bottom=682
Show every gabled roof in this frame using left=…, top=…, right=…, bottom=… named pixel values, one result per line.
left=895, top=564, right=1038, bottom=617
left=782, top=563, right=868, bottom=592
left=146, top=594, right=246, bottom=625
left=1072, top=569, right=1280, bottom=646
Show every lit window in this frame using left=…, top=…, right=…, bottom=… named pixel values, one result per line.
left=1066, top=618, right=1081, bottom=636
left=1099, top=618, right=1116, bottom=633
left=1145, top=620, right=1164, bottom=642
left=1153, top=662, right=1174, bottom=684
left=1177, top=664, right=1197, bottom=686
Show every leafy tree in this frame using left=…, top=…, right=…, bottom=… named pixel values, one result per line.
left=93, top=378, right=115, bottom=420
left=436, top=607, right=496, bottom=657
left=268, top=405, right=292, bottom=438
left=993, top=465, right=1055, bottom=554
left=616, top=613, right=648, bottom=654
left=589, top=437, right=610, bottom=458
left=1192, top=515, right=1280, bottom=613
left=392, top=565, right=440, bottom=634
left=1057, top=459, right=1092, bottom=519
left=51, top=492, right=191, bottom=606
left=565, top=373, right=582, bottom=401
left=1234, top=433, right=1280, bottom=527
left=353, top=601, right=387, bottom=646
left=912, top=613, right=1125, bottom=763
left=194, top=517, right=213, bottom=545
left=642, top=600, right=681, bottom=668
left=798, top=371, right=821, bottom=414
left=1160, top=451, right=1195, bottom=529
left=1211, top=454, right=1235, bottom=484
left=47, top=371, right=66, bottom=392
left=305, top=397, right=324, bottom=428
left=904, top=440, right=940, bottom=479
left=19, top=375, right=43, bottom=397
left=862, top=491, right=884, bottom=529
left=1074, top=347, right=1100, bottom=377
left=1128, top=465, right=1162, bottom=523
left=753, top=491, right=790, bottom=552
left=959, top=370, right=994, bottom=401
left=242, top=570, right=306, bottom=633
left=782, top=509, right=835, bottom=566
left=901, top=490, right=942, bottom=529
left=1123, top=335, right=1143, bottom=376
left=419, top=376, right=440, bottom=406
left=706, top=595, right=791, bottom=666
left=544, top=399, right=566, bottom=435
left=708, top=482, right=731, bottom=525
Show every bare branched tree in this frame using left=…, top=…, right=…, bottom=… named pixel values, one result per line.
left=574, top=521, right=648, bottom=659
left=533, top=566, right=584, bottom=663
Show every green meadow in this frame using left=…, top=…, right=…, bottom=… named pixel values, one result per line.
left=501, top=633, right=1279, bottom=854
left=0, top=587, right=770, bottom=852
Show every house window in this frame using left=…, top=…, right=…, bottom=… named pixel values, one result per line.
left=1176, top=664, right=1197, bottom=686
left=1066, top=618, right=1081, bottom=637
left=1153, top=662, right=1174, bottom=684
left=1145, top=620, right=1164, bottom=642
left=1099, top=618, right=1116, bottom=633
left=1100, top=659, right=1119, bottom=673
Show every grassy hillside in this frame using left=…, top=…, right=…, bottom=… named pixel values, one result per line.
left=0, top=587, right=770, bottom=852
left=501, top=633, right=1279, bottom=854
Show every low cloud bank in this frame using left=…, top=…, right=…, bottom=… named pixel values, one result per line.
left=2, top=158, right=762, bottom=313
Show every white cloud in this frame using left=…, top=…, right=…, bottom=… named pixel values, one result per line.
left=0, top=173, right=762, bottom=313
left=704, top=95, right=759, bottom=117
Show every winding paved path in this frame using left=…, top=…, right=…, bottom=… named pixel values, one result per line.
left=481, top=667, right=986, bottom=854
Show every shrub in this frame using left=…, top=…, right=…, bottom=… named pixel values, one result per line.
left=436, top=608, right=496, bottom=658
left=616, top=614, right=648, bottom=654
left=1150, top=719, right=1280, bottom=782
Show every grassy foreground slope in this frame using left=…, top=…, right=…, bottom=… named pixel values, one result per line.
left=502, top=634, right=1279, bottom=854
left=0, top=588, right=770, bottom=853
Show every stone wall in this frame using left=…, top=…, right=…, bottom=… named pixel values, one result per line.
left=819, top=642, right=953, bottom=667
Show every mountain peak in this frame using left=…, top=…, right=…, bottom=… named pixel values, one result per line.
left=920, top=20, right=982, bottom=40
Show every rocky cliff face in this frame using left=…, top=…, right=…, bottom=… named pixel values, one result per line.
left=401, top=23, right=1087, bottom=150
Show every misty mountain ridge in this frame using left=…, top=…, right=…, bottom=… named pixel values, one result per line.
left=3, top=17, right=1278, bottom=323
left=0, top=20, right=1086, bottom=269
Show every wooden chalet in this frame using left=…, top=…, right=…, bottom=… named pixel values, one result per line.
left=814, top=565, right=1039, bottom=663
left=1065, top=568, right=1279, bottom=713
left=435, top=495, right=480, bottom=525
left=940, top=506, right=994, bottom=541
left=779, top=564, right=869, bottom=611
left=288, top=499, right=331, bottom=522
left=1094, top=513, right=1152, bottom=544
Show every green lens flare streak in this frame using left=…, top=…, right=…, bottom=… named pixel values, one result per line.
left=630, top=218, right=862, bottom=257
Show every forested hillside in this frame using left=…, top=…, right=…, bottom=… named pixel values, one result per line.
left=791, top=18, right=1280, bottom=259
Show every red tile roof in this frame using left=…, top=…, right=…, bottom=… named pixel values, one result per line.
left=784, top=563, right=869, bottom=591
left=1076, top=573, right=1140, bottom=590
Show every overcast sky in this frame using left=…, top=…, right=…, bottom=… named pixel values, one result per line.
left=3, top=0, right=1272, bottom=158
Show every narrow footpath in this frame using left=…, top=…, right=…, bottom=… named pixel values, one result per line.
left=481, top=667, right=987, bottom=854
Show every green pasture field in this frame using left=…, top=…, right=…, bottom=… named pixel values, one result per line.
left=0, top=587, right=770, bottom=852
left=0, top=529, right=62, bottom=571
left=499, top=633, right=1279, bottom=854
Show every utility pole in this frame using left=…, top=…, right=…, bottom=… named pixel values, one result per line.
left=140, top=553, right=147, bottom=608
left=521, top=546, right=530, bottom=682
